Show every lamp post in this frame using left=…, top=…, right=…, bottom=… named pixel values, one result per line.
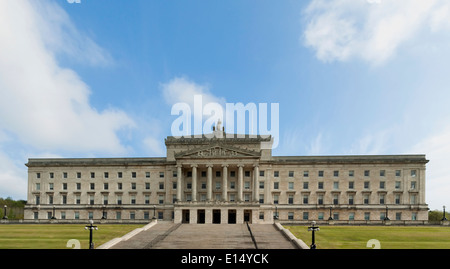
left=308, top=221, right=320, bottom=249
left=328, top=206, right=333, bottom=220
left=85, top=219, right=98, bottom=249
left=2, top=205, right=7, bottom=220
left=384, top=205, right=390, bottom=221
left=442, top=206, right=448, bottom=221
left=51, top=206, right=56, bottom=220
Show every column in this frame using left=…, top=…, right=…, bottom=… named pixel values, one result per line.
left=238, top=164, right=244, bottom=202
left=265, top=167, right=272, bottom=204
left=176, top=164, right=182, bottom=202
left=222, top=164, right=228, bottom=202
left=253, top=164, right=259, bottom=202
left=207, top=164, right=213, bottom=201
left=191, top=164, right=198, bottom=202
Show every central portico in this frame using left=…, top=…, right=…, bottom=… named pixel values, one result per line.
left=168, top=127, right=272, bottom=224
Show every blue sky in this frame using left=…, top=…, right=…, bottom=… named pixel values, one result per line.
left=1, top=0, right=450, bottom=211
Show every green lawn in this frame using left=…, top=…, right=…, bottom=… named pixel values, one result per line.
left=0, top=224, right=143, bottom=249
left=285, top=225, right=450, bottom=249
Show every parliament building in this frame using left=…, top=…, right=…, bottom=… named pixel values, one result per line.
left=24, top=126, right=429, bottom=224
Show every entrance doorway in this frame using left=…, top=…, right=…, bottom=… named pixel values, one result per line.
left=197, top=210, right=205, bottom=224
left=244, top=210, right=252, bottom=223
left=213, top=210, right=221, bottom=224
left=182, top=210, right=190, bottom=224
left=228, top=210, right=236, bottom=224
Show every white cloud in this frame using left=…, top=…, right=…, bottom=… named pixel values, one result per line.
left=0, top=0, right=134, bottom=154
left=302, top=0, right=450, bottom=64
left=143, top=136, right=166, bottom=157
left=161, top=76, right=225, bottom=107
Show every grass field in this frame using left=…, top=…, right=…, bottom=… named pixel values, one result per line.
left=285, top=225, right=450, bottom=249
left=0, top=224, right=143, bottom=249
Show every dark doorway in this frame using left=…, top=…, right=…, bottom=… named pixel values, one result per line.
left=228, top=210, right=236, bottom=224
left=244, top=210, right=252, bottom=223
left=182, top=210, right=190, bottom=223
left=197, top=210, right=205, bottom=224
left=213, top=210, right=221, bottom=224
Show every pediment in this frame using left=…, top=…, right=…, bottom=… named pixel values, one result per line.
left=175, top=144, right=260, bottom=159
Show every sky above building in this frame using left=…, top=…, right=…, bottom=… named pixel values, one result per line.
left=0, top=0, right=449, bottom=210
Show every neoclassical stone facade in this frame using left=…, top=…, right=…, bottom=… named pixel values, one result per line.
left=24, top=128, right=429, bottom=224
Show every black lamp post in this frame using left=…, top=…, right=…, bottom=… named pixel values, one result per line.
left=328, top=206, right=333, bottom=220
left=442, top=206, right=448, bottom=221
left=85, top=219, right=98, bottom=249
left=51, top=206, right=56, bottom=219
left=384, top=205, right=390, bottom=221
left=2, top=205, right=7, bottom=220
left=308, top=221, right=320, bottom=249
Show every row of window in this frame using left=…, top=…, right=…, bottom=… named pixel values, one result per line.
left=34, top=192, right=419, bottom=206
left=34, top=179, right=418, bottom=192
left=35, top=169, right=420, bottom=180
left=279, top=211, right=419, bottom=221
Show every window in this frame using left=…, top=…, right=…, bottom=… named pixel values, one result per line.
left=104, top=172, right=109, bottom=179
left=117, top=183, right=122, bottom=190
left=215, top=182, right=221, bottom=190
left=318, top=182, right=324, bottom=189
left=49, top=183, right=54, bottom=190
left=259, top=194, right=264, bottom=204
left=77, top=172, right=81, bottom=179
left=62, top=195, right=67, bottom=205
left=411, top=170, right=417, bottom=177
left=274, top=182, right=279, bottom=189
left=216, top=171, right=221, bottom=177
left=364, top=181, right=370, bottom=189
left=244, top=171, right=250, bottom=177
left=230, top=171, right=235, bottom=177
left=49, top=172, right=54, bottom=179
left=116, top=212, right=121, bottom=220
left=349, top=212, right=355, bottom=221
left=333, top=171, right=339, bottom=177
left=131, top=183, right=136, bottom=190
left=318, top=171, right=324, bottom=177
left=259, top=181, right=264, bottom=189
left=348, top=181, right=354, bottom=189
left=318, top=195, right=323, bottom=205
left=159, top=172, right=164, bottom=178
left=364, top=170, right=370, bottom=177
left=145, top=182, right=150, bottom=190
left=146, top=172, right=150, bottom=178
left=159, top=182, right=164, bottom=190
left=288, top=171, right=294, bottom=177
left=288, top=212, right=294, bottom=220
left=104, top=183, right=108, bottom=190
left=396, top=170, right=401, bottom=177
left=380, top=181, right=385, bottom=189
left=395, top=181, right=401, bottom=189
left=303, top=195, right=309, bottom=204
left=35, top=183, right=40, bottom=191
left=412, top=213, right=417, bottom=220
left=76, top=195, right=80, bottom=204
left=349, top=170, right=354, bottom=177
left=244, top=194, right=250, bottom=202
left=103, top=195, right=108, bottom=205
left=130, top=212, right=135, bottom=220
left=379, top=194, right=385, bottom=205
left=89, top=195, right=94, bottom=205
left=274, top=171, right=279, bottom=177
left=132, top=172, right=137, bottom=178
left=90, top=172, right=95, bottom=179
left=131, top=195, right=136, bottom=204
left=288, top=182, right=294, bottom=190
left=76, top=183, right=81, bottom=190
left=63, top=172, right=68, bottom=179
left=318, top=212, right=324, bottom=220
left=348, top=195, right=354, bottom=205
left=36, top=173, right=41, bottom=179
left=230, top=181, right=235, bottom=189
left=90, top=183, right=95, bottom=190
left=395, top=194, right=401, bottom=204
left=288, top=194, right=294, bottom=204
left=244, top=181, right=250, bottom=189
left=174, top=171, right=179, bottom=177
left=117, top=195, right=122, bottom=205
left=159, top=195, right=164, bottom=204
left=273, top=195, right=279, bottom=204
left=411, top=181, right=416, bottom=189
left=229, top=194, right=235, bottom=202
left=303, top=182, right=309, bottom=189
left=363, top=194, right=369, bottom=204
left=364, top=212, right=370, bottom=220
left=62, top=183, right=67, bottom=190
left=333, top=181, right=339, bottom=189
left=396, top=212, right=402, bottom=220
left=201, top=182, right=206, bottom=189
left=333, top=194, right=339, bottom=205
left=173, top=182, right=177, bottom=189
left=380, top=170, right=385, bottom=177
left=260, top=170, right=265, bottom=177
left=304, top=171, right=309, bottom=177
left=75, top=212, right=80, bottom=220
left=118, top=172, right=123, bottom=178
left=35, top=195, right=40, bottom=205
